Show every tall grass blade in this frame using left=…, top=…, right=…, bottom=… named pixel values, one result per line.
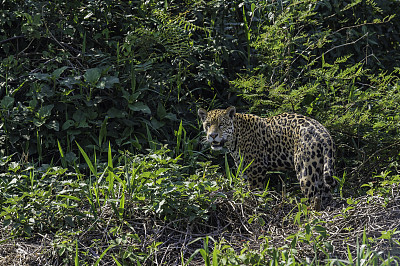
left=94, top=244, right=115, bottom=266
left=119, top=192, right=125, bottom=219
left=108, top=141, right=113, bottom=169
left=82, top=31, right=86, bottom=54
left=86, top=176, right=98, bottom=219
left=37, top=130, right=42, bottom=164
left=57, top=139, right=67, bottom=168
left=75, top=239, right=79, bottom=266
left=112, top=255, right=122, bottom=266
left=224, top=153, right=232, bottom=187
left=99, top=117, right=108, bottom=147
left=184, top=249, right=200, bottom=266
left=199, top=236, right=211, bottom=266
left=175, top=120, right=183, bottom=156
left=29, top=169, right=35, bottom=191
left=107, top=142, right=115, bottom=198
left=212, top=242, right=219, bottom=266
left=146, top=124, right=155, bottom=150
left=76, top=141, right=97, bottom=176
left=235, top=151, right=244, bottom=179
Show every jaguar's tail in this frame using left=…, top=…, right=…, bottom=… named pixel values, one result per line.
left=323, top=140, right=336, bottom=190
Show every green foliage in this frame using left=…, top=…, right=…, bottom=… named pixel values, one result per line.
left=2, top=0, right=400, bottom=265
left=0, top=145, right=222, bottom=263
left=231, top=0, right=400, bottom=187
left=190, top=219, right=398, bottom=265
left=0, top=0, right=254, bottom=163
left=1, top=143, right=400, bottom=264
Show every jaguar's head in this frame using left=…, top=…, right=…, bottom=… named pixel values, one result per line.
left=198, top=106, right=236, bottom=150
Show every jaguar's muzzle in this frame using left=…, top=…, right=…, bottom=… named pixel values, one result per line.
left=210, top=139, right=225, bottom=150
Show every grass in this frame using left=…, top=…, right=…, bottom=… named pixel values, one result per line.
left=0, top=143, right=399, bottom=265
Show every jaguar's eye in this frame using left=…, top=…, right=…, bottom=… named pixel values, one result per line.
left=219, top=125, right=223, bottom=129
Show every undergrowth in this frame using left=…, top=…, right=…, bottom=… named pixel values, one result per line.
left=1, top=143, right=399, bottom=265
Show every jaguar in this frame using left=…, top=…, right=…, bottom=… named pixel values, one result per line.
left=198, top=106, right=336, bottom=209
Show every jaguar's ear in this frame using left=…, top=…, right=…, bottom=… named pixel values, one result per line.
left=226, top=106, right=236, bottom=119
left=198, top=108, right=208, bottom=122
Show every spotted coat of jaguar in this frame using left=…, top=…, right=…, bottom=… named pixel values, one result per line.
left=198, top=106, right=336, bottom=209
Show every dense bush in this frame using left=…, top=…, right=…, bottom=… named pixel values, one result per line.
left=0, top=0, right=253, bottom=164
left=231, top=0, right=400, bottom=188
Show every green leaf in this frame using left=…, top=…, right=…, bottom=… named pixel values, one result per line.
left=57, top=195, right=81, bottom=201
left=62, top=120, right=75, bottom=130
left=112, top=255, right=122, bottom=266
left=99, top=117, right=109, bottom=146
left=107, top=142, right=113, bottom=169
left=38, top=104, right=54, bottom=118
left=33, top=118, right=45, bottom=127
left=97, top=76, right=119, bottom=89
left=94, top=244, right=115, bottom=266
left=251, top=3, right=256, bottom=13
left=313, top=225, right=327, bottom=238
left=128, top=102, right=151, bottom=114
left=107, top=107, right=126, bottom=118
left=57, top=139, right=65, bottom=158
left=1, top=96, right=14, bottom=109
left=24, top=224, right=32, bottom=236
left=212, top=243, right=219, bottom=266
left=122, top=89, right=141, bottom=103
left=151, top=118, right=164, bottom=130
left=51, top=66, right=68, bottom=79
left=46, top=120, right=60, bottom=131
left=73, top=111, right=86, bottom=122
left=29, top=98, right=38, bottom=108
left=75, top=239, right=79, bottom=266
left=65, top=152, right=78, bottom=163
left=157, top=103, right=167, bottom=120
left=164, top=113, right=177, bottom=121
left=32, top=72, right=51, bottom=81
left=77, top=121, right=89, bottom=128
left=84, top=68, right=101, bottom=84
left=119, top=193, right=125, bottom=218
left=76, top=141, right=97, bottom=176
left=60, top=76, right=82, bottom=88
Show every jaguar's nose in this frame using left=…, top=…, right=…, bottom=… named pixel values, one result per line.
left=209, top=132, right=218, bottom=139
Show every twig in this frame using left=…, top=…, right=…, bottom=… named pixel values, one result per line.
left=0, top=35, right=25, bottom=44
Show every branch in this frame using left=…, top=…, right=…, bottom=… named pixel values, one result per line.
left=0, top=35, right=25, bottom=45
